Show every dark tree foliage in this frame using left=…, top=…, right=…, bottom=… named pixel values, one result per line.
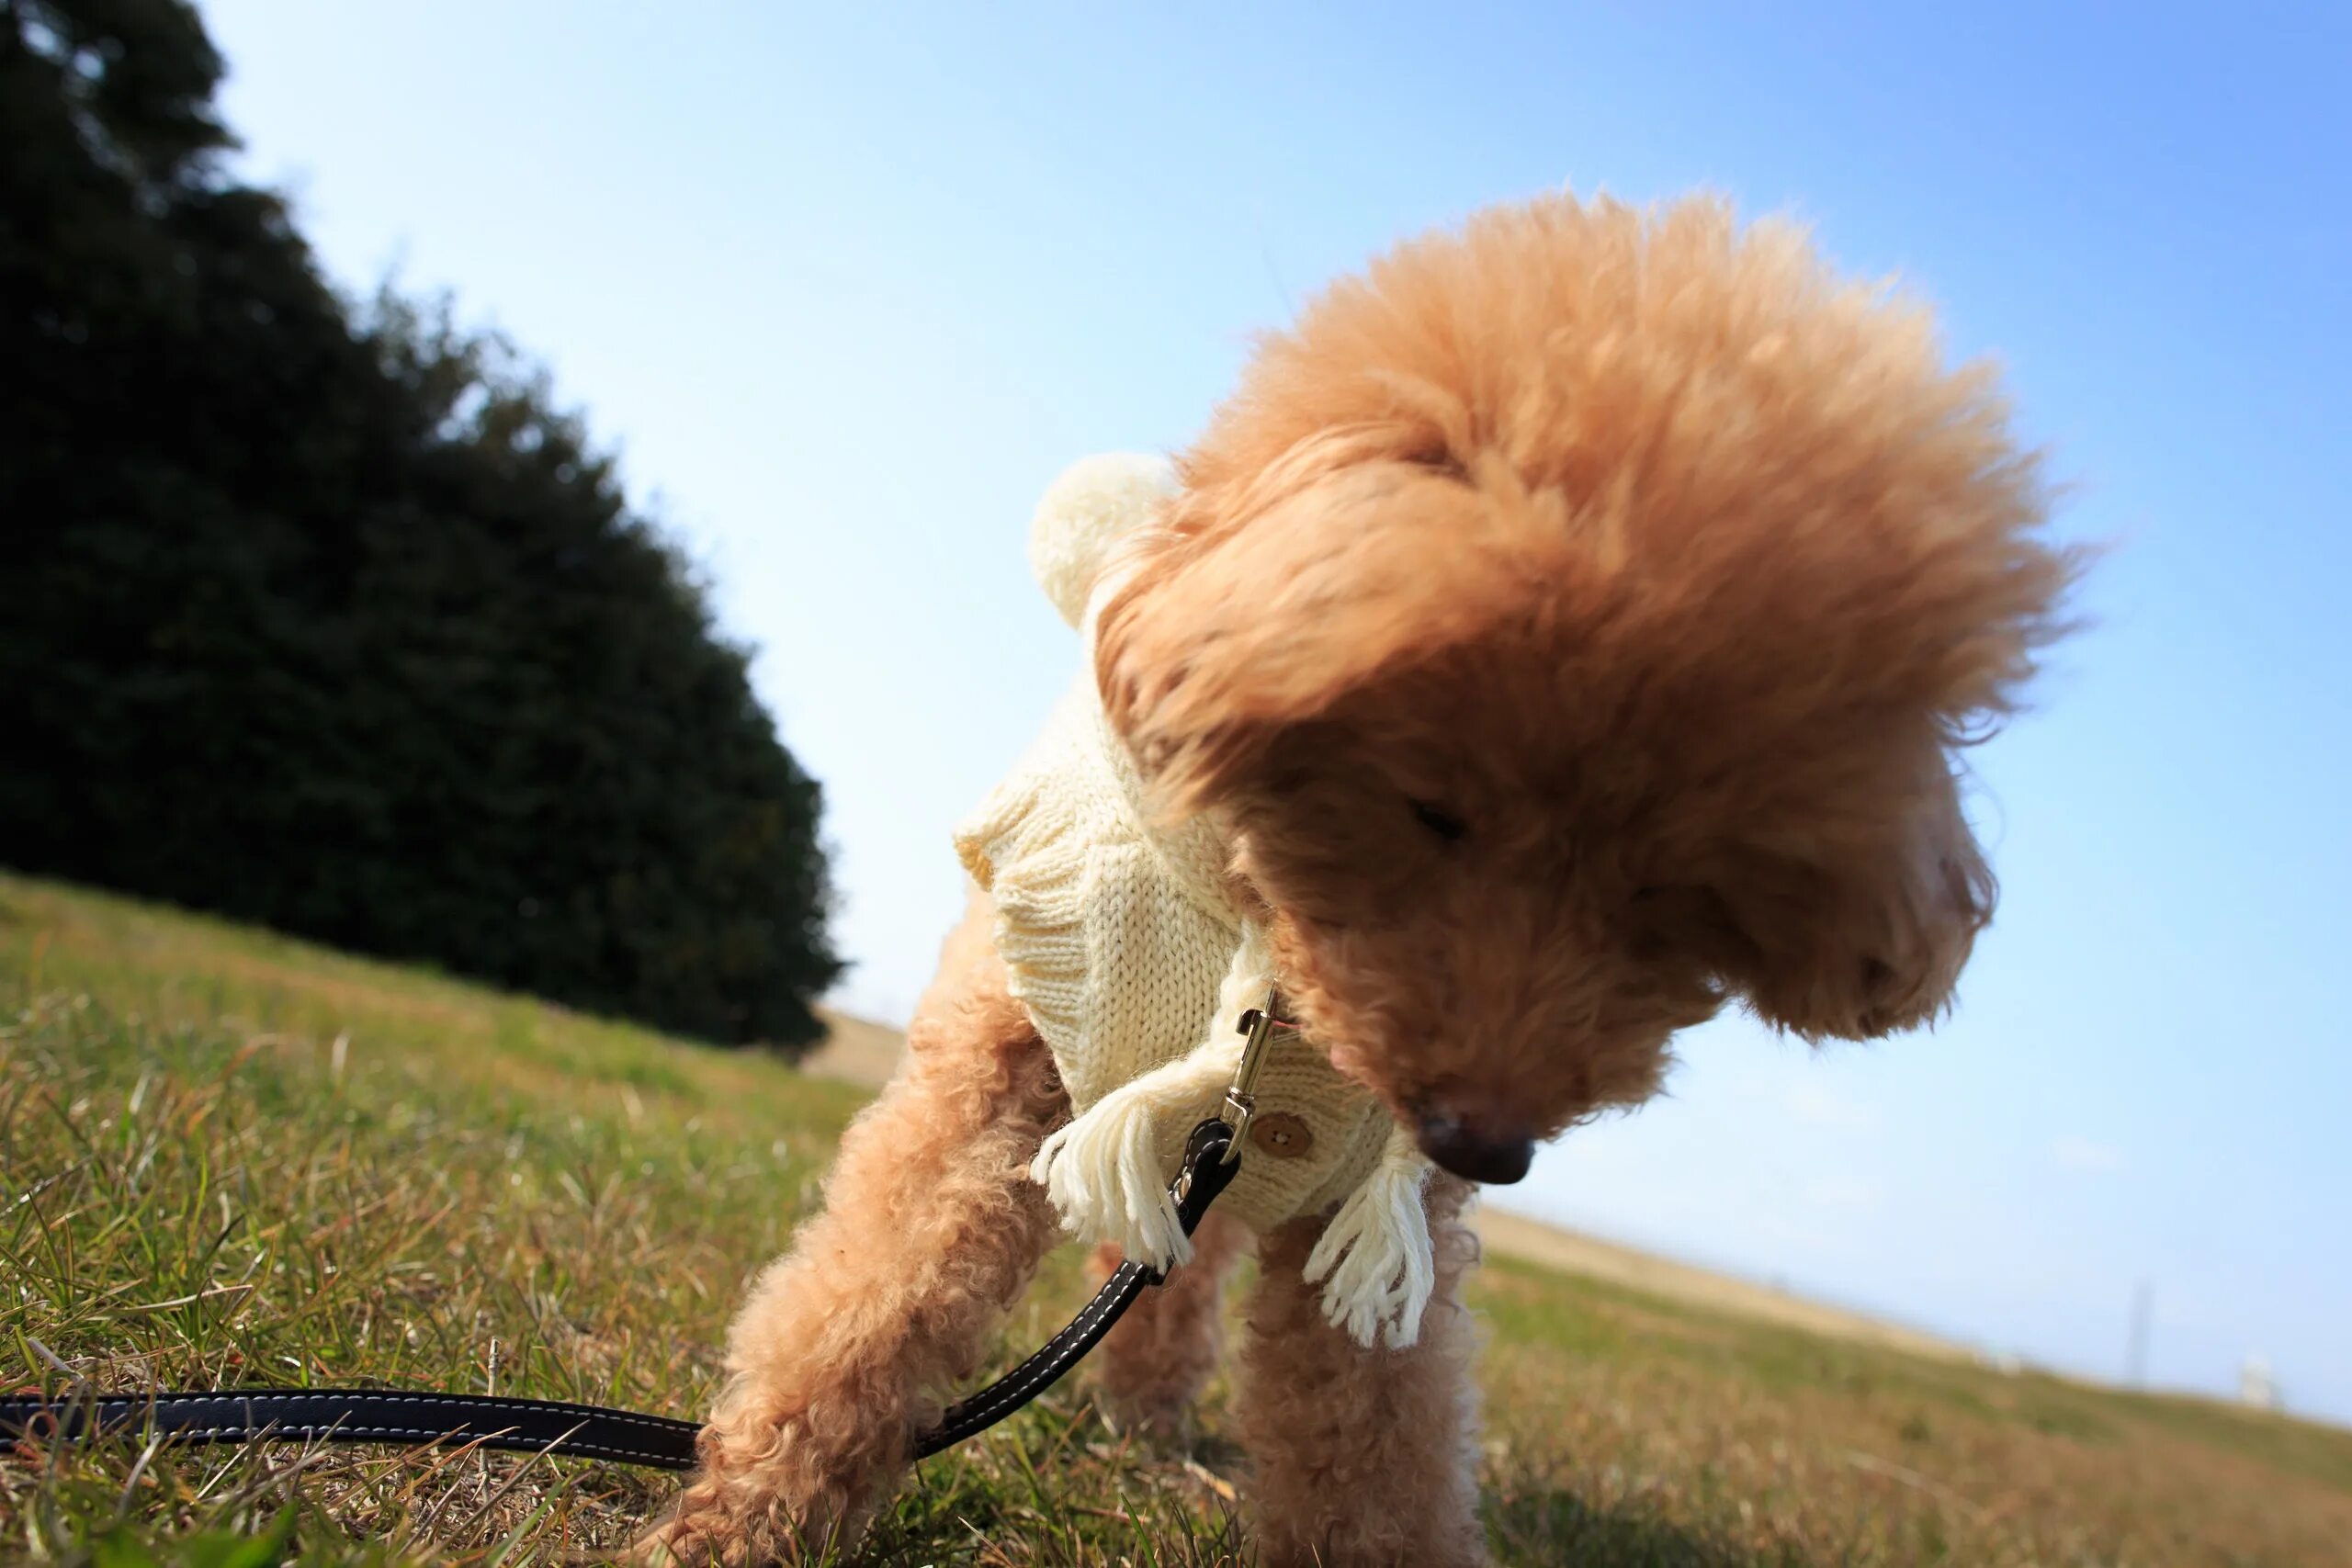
left=0, top=0, right=842, bottom=1048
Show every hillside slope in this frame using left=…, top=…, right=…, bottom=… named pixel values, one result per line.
left=6, top=871, right=2346, bottom=1566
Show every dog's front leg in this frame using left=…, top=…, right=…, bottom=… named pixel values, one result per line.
left=1235, top=1173, right=1489, bottom=1568
left=641, top=947, right=1067, bottom=1565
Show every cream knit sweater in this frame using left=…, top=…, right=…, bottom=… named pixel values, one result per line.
left=953, top=456, right=1441, bottom=1350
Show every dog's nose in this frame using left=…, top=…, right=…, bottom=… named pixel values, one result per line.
left=1414, top=1112, right=1534, bottom=1185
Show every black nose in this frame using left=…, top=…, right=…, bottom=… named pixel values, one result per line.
left=1414, top=1113, right=1534, bottom=1185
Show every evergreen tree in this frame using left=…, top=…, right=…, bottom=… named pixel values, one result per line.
left=1, top=0, right=842, bottom=1048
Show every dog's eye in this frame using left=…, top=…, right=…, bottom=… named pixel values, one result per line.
left=1632, top=885, right=1713, bottom=919
left=1408, top=798, right=1469, bottom=843
left=1404, top=446, right=1468, bottom=481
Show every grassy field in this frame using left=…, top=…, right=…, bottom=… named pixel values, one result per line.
left=4, top=872, right=2347, bottom=1566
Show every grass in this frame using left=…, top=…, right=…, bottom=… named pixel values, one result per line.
left=4, top=870, right=2348, bottom=1566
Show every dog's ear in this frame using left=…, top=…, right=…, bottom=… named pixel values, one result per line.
left=1708, top=756, right=1994, bottom=1042
left=1091, top=460, right=1561, bottom=818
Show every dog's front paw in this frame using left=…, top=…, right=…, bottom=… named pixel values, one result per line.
left=634, top=1418, right=862, bottom=1567
left=633, top=1489, right=766, bottom=1568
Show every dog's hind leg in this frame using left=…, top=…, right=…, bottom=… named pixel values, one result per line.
left=1234, top=1174, right=1488, bottom=1568
left=641, top=897, right=1067, bottom=1566
left=1083, top=1210, right=1250, bottom=1438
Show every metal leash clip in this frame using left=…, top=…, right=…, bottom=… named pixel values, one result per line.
left=1217, top=988, right=1295, bottom=1165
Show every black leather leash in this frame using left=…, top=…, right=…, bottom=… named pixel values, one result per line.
left=0, top=1084, right=1256, bottom=1473
left=916, top=1114, right=1235, bottom=1457
left=0, top=1388, right=707, bottom=1471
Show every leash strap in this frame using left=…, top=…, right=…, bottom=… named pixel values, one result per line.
left=0, top=1388, right=704, bottom=1470
left=0, top=1120, right=1243, bottom=1472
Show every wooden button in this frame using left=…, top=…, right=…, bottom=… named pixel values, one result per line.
left=1250, top=1112, right=1314, bottom=1159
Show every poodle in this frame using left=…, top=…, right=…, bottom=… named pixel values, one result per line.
left=643, top=190, right=2076, bottom=1566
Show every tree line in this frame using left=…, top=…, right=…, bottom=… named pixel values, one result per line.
left=1, top=0, right=842, bottom=1050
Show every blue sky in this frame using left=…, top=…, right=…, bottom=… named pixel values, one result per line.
left=199, top=1, right=2349, bottom=1422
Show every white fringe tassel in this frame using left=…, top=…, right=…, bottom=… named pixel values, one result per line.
left=1303, top=1124, right=1437, bottom=1349
left=1028, top=1033, right=1241, bottom=1271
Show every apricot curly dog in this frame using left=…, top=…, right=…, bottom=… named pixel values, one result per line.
left=645, top=190, right=2077, bottom=1565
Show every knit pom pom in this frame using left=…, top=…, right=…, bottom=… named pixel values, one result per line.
left=1029, top=1032, right=1241, bottom=1270
left=1028, top=453, right=1178, bottom=629
left=1302, top=1125, right=1438, bottom=1349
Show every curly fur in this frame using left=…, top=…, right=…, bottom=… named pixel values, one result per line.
left=1238, top=1177, right=1487, bottom=1567
left=1096, top=192, right=2078, bottom=1141
left=645, top=190, right=2079, bottom=1564
left=648, top=892, right=1069, bottom=1564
